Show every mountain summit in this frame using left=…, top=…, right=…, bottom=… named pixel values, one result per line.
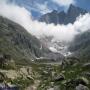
left=39, top=4, right=87, bottom=25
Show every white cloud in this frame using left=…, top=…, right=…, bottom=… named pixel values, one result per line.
left=0, top=0, right=90, bottom=43
left=35, top=2, right=52, bottom=14
left=52, top=0, right=75, bottom=7
left=21, top=1, right=52, bottom=15
left=0, top=0, right=32, bottom=29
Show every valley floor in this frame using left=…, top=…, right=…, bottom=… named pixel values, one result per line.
left=0, top=61, right=90, bottom=90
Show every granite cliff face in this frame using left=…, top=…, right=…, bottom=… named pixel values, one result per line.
left=39, top=4, right=87, bottom=25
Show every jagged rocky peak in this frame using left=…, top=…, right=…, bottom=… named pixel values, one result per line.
left=68, top=4, right=87, bottom=15
left=67, top=4, right=78, bottom=15
left=68, top=4, right=77, bottom=12
left=39, top=4, right=87, bottom=25
left=51, top=10, right=58, bottom=14
left=58, top=11, right=66, bottom=15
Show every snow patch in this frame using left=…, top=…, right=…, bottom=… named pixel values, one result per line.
left=49, top=47, right=58, bottom=53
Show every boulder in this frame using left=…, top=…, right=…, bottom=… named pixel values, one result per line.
left=76, top=84, right=89, bottom=90
left=83, top=63, right=90, bottom=69
left=54, top=74, right=65, bottom=82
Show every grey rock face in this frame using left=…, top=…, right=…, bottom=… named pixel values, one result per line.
left=69, top=31, right=90, bottom=61
left=76, top=84, right=89, bottom=90
left=0, top=83, right=19, bottom=90
left=54, top=74, right=65, bottom=82
left=39, top=4, right=87, bottom=25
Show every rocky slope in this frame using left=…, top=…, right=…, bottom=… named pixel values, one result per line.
left=0, top=54, right=90, bottom=90
left=0, top=16, right=50, bottom=64
left=0, top=16, right=64, bottom=65
left=69, top=31, right=90, bottom=62
left=40, top=35, right=71, bottom=57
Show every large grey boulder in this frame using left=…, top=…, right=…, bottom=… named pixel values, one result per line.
left=76, top=84, right=89, bottom=90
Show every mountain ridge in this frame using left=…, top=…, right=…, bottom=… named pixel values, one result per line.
left=39, top=4, right=87, bottom=25
left=0, top=16, right=64, bottom=65
left=0, top=16, right=50, bottom=64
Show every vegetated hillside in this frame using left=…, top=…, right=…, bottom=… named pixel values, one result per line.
left=69, top=31, right=90, bottom=62
left=0, top=16, right=50, bottom=65
left=39, top=4, right=87, bottom=25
